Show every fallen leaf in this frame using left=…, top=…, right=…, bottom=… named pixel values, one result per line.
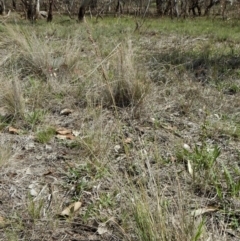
left=43, top=170, right=53, bottom=176
left=60, top=108, right=73, bottom=115
left=56, top=127, right=72, bottom=135
left=65, top=134, right=75, bottom=140
left=73, top=201, right=82, bottom=212
left=170, top=156, right=176, bottom=162
left=187, top=160, right=193, bottom=177
left=56, top=134, right=67, bottom=140
left=124, top=137, right=132, bottom=144
left=8, top=126, right=19, bottom=134
left=56, top=134, right=75, bottom=140
left=60, top=201, right=82, bottom=217
left=191, top=207, right=218, bottom=217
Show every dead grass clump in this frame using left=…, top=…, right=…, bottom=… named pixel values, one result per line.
left=0, top=145, right=12, bottom=167
left=96, top=41, right=150, bottom=111
left=0, top=25, right=51, bottom=79
left=0, top=24, right=84, bottom=84
left=0, top=77, right=25, bottom=121
left=112, top=76, right=147, bottom=109
left=112, top=41, right=148, bottom=108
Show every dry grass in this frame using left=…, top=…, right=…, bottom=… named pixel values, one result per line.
left=0, top=76, right=25, bottom=121
left=0, top=15, right=240, bottom=241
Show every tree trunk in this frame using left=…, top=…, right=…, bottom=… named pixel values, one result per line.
left=47, top=0, right=53, bottom=22
left=204, top=0, right=215, bottom=15
left=0, top=0, right=5, bottom=15
left=156, top=0, right=163, bottom=15
left=36, top=0, right=40, bottom=18
left=78, top=0, right=91, bottom=21
left=0, top=0, right=3, bottom=15
left=27, top=0, right=36, bottom=22
left=116, top=0, right=124, bottom=14
left=12, top=0, right=16, bottom=10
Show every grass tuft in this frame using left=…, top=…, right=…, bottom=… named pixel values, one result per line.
left=0, top=78, right=25, bottom=121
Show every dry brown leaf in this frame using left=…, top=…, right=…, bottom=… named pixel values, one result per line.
left=56, top=134, right=75, bottom=140
left=61, top=201, right=82, bottom=217
left=187, top=160, right=193, bottom=177
left=61, top=206, right=73, bottom=216
left=65, top=134, right=75, bottom=140
left=73, top=201, right=82, bottom=211
left=124, top=137, right=132, bottom=144
left=43, top=170, right=53, bottom=176
left=191, top=207, right=218, bottom=217
left=170, top=156, right=176, bottom=162
left=56, top=127, right=72, bottom=135
left=60, top=108, right=73, bottom=115
left=56, top=134, right=67, bottom=140
left=8, top=126, right=19, bottom=134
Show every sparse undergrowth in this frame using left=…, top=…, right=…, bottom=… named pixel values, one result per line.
left=0, top=15, right=240, bottom=241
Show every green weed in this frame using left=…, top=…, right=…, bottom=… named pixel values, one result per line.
left=27, top=196, right=44, bottom=220
left=24, top=109, right=46, bottom=130
left=35, top=127, right=56, bottom=143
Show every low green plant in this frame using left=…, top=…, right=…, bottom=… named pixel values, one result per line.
left=176, top=143, right=222, bottom=198
left=66, top=162, right=108, bottom=197
left=27, top=196, right=44, bottom=220
left=24, top=109, right=46, bottom=130
left=98, top=193, right=115, bottom=209
left=35, top=127, right=56, bottom=143
left=222, top=164, right=240, bottom=197
left=81, top=203, right=95, bottom=223
left=177, top=144, right=220, bottom=173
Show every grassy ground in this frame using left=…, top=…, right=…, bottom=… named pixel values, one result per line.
left=1, top=13, right=240, bottom=240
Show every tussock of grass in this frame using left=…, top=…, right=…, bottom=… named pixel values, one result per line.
left=0, top=145, right=12, bottom=167
left=100, top=41, right=149, bottom=109
left=35, top=127, right=55, bottom=143
left=0, top=77, right=25, bottom=121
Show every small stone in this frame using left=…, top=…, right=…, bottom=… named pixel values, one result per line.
left=36, top=155, right=42, bottom=160
left=25, top=142, right=35, bottom=150
left=45, top=145, right=52, bottom=151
